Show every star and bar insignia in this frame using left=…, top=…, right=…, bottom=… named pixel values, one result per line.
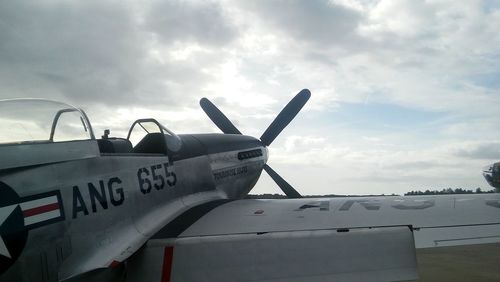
left=0, top=182, right=65, bottom=274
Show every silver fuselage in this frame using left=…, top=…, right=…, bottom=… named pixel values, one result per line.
left=0, top=134, right=267, bottom=281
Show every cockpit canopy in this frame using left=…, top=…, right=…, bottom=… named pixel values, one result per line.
left=0, top=99, right=94, bottom=145
left=0, top=99, right=183, bottom=170
left=0, top=98, right=182, bottom=154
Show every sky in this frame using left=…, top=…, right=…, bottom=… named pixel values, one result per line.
left=1, top=0, right=500, bottom=195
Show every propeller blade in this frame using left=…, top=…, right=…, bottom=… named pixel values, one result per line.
left=263, top=164, right=302, bottom=198
left=260, top=89, right=311, bottom=146
left=200, top=98, right=242, bottom=134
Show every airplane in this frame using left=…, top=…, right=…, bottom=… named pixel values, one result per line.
left=483, top=162, right=500, bottom=192
left=0, top=90, right=499, bottom=282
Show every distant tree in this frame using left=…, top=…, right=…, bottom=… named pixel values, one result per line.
left=405, top=187, right=495, bottom=196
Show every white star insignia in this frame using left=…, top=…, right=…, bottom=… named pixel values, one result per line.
left=0, top=204, right=18, bottom=259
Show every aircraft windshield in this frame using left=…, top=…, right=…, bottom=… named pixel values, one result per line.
left=127, top=119, right=182, bottom=152
left=0, top=99, right=94, bottom=145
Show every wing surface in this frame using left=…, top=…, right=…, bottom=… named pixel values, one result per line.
left=124, top=194, right=500, bottom=281
left=178, top=194, right=500, bottom=248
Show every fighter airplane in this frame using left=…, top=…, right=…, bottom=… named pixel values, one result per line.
left=484, top=162, right=500, bottom=191
left=0, top=90, right=499, bottom=282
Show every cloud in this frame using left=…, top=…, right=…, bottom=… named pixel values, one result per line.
left=1, top=1, right=499, bottom=195
left=0, top=1, right=145, bottom=103
left=454, top=142, right=500, bottom=160
left=0, top=0, right=224, bottom=109
left=238, top=0, right=364, bottom=47
left=147, top=0, right=237, bottom=46
left=358, top=0, right=436, bottom=39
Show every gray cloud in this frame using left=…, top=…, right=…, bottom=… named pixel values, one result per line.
left=385, top=161, right=440, bottom=170
left=0, top=0, right=220, bottom=109
left=239, top=0, right=364, bottom=47
left=455, top=142, right=500, bottom=160
left=0, top=1, right=145, bottom=103
left=1, top=1, right=499, bottom=195
left=147, top=0, right=237, bottom=46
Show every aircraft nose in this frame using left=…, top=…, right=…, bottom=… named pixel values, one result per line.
left=482, top=162, right=500, bottom=189
left=483, top=164, right=493, bottom=173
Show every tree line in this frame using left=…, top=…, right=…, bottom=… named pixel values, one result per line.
left=247, top=188, right=497, bottom=199
left=405, top=187, right=496, bottom=196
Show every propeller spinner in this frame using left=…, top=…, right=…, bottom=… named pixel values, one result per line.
left=200, top=89, right=311, bottom=198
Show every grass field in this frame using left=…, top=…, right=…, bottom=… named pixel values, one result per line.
left=416, top=243, right=500, bottom=281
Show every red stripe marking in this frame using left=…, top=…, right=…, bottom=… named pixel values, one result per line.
left=161, top=246, right=174, bottom=282
left=23, top=203, right=59, bottom=217
left=109, top=260, right=121, bottom=268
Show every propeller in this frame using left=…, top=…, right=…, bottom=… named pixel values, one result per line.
left=200, top=98, right=241, bottom=134
left=263, top=164, right=301, bottom=198
left=260, top=89, right=311, bottom=147
left=200, top=89, right=311, bottom=198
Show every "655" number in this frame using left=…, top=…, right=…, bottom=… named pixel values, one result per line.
left=137, top=162, right=177, bottom=194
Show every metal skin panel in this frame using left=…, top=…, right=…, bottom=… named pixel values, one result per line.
left=0, top=135, right=267, bottom=281
left=179, top=195, right=500, bottom=248
left=127, top=227, right=418, bottom=282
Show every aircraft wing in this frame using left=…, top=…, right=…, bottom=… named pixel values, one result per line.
left=125, top=194, right=500, bottom=281
left=179, top=194, right=500, bottom=248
